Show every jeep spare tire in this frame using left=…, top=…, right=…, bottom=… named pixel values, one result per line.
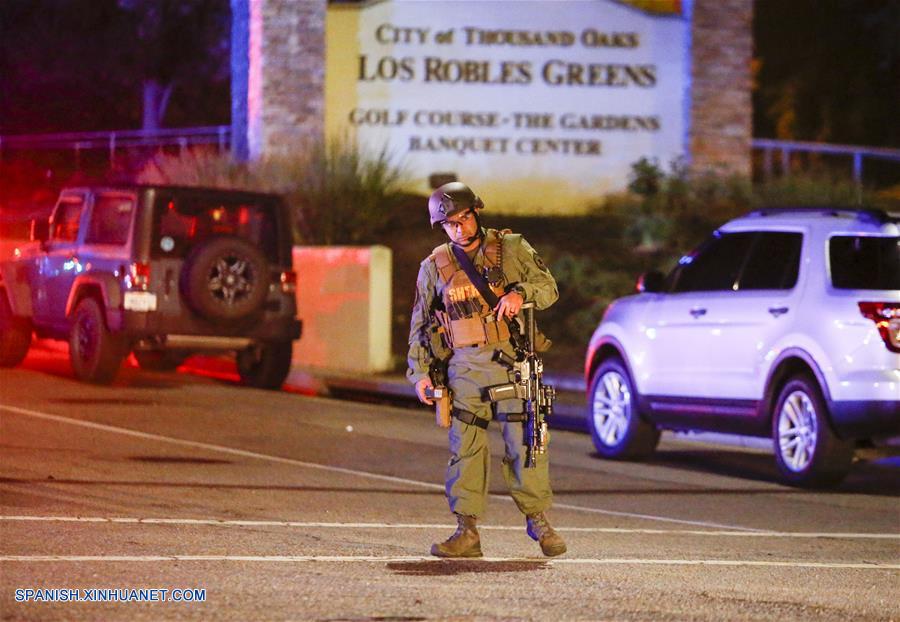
left=181, top=236, right=269, bottom=322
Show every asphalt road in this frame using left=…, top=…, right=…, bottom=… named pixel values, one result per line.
left=1, top=348, right=899, bottom=621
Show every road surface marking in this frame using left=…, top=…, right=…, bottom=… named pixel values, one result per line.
left=0, top=555, right=897, bottom=569
left=1, top=515, right=897, bottom=540
left=0, top=403, right=767, bottom=532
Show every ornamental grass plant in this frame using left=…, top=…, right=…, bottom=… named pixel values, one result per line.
left=136, top=137, right=409, bottom=245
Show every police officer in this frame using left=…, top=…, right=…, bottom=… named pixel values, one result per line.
left=407, top=181, right=566, bottom=558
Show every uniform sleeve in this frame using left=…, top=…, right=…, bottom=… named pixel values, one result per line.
left=508, top=235, right=558, bottom=311
left=406, top=259, right=438, bottom=385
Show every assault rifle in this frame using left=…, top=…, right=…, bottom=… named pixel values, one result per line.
left=486, top=303, right=556, bottom=468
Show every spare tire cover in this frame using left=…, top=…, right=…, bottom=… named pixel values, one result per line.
left=181, top=236, right=269, bottom=322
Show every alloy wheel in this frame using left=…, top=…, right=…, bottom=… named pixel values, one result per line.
left=777, top=390, right=819, bottom=472
left=592, top=370, right=631, bottom=447
left=76, top=311, right=98, bottom=364
left=208, top=256, right=254, bottom=305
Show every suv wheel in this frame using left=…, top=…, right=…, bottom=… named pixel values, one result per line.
left=69, top=298, right=127, bottom=384
left=181, top=236, right=270, bottom=323
left=236, top=340, right=292, bottom=389
left=588, top=357, right=660, bottom=459
left=772, top=375, right=854, bottom=488
left=134, top=350, right=188, bottom=371
left=0, top=295, right=31, bottom=367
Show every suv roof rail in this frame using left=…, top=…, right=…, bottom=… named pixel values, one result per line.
left=747, top=206, right=899, bottom=224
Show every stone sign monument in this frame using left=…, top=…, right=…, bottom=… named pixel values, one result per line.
left=232, top=0, right=752, bottom=214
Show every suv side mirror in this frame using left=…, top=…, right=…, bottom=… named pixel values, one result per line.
left=30, top=218, right=49, bottom=244
left=635, top=270, right=665, bottom=293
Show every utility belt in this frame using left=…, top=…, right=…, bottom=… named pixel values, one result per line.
left=452, top=409, right=526, bottom=429
left=435, top=310, right=510, bottom=349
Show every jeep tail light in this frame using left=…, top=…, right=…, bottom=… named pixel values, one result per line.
left=129, top=262, right=151, bottom=290
left=858, top=302, right=900, bottom=353
left=280, top=270, right=297, bottom=294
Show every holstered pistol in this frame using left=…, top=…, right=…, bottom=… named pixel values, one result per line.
left=425, top=385, right=452, bottom=428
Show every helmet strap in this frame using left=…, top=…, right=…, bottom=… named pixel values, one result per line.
left=469, top=212, right=486, bottom=245
left=451, top=212, right=484, bottom=248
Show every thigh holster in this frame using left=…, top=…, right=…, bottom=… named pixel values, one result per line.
left=452, top=409, right=490, bottom=429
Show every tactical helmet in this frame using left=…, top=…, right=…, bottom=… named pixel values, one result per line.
left=428, top=182, right=484, bottom=228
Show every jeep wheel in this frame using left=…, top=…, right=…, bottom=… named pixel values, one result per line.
left=0, top=295, right=31, bottom=367
left=69, top=298, right=127, bottom=384
left=588, top=357, right=659, bottom=459
left=772, top=375, right=854, bottom=488
left=236, top=341, right=292, bottom=389
left=134, top=350, right=188, bottom=371
left=181, top=236, right=269, bottom=323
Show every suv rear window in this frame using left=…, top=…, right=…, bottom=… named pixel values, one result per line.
left=830, top=236, right=900, bottom=290
left=153, top=195, right=280, bottom=261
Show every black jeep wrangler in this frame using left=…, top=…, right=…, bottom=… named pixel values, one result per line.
left=0, top=185, right=301, bottom=387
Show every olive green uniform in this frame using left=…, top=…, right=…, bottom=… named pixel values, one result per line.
left=407, top=227, right=559, bottom=518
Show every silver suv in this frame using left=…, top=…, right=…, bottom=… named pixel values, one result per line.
left=585, top=207, right=899, bottom=487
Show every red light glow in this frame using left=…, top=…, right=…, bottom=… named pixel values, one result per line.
left=858, top=302, right=900, bottom=353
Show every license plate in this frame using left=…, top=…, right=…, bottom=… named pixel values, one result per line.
left=124, top=291, right=157, bottom=312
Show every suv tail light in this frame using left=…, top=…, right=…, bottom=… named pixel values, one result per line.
left=280, top=270, right=297, bottom=294
left=129, top=262, right=151, bottom=290
left=858, top=302, right=900, bottom=353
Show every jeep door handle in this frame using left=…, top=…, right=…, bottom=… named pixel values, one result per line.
left=768, top=306, right=789, bottom=318
left=689, top=307, right=707, bottom=318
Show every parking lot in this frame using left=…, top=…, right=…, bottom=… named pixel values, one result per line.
left=0, top=347, right=897, bottom=621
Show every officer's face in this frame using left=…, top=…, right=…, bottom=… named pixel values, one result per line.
left=441, top=209, right=478, bottom=246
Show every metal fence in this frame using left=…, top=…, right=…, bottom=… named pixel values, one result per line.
left=752, top=138, right=900, bottom=185
left=1, top=126, right=898, bottom=186
left=0, top=126, right=230, bottom=167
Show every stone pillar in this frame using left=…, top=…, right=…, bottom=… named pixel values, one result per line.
left=688, top=0, right=754, bottom=176
left=231, top=0, right=326, bottom=161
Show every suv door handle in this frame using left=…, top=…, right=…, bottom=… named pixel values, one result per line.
left=689, top=307, right=707, bottom=318
left=768, top=306, right=789, bottom=318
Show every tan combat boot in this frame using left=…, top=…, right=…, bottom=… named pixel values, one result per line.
left=526, top=512, right=567, bottom=557
left=430, top=514, right=482, bottom=558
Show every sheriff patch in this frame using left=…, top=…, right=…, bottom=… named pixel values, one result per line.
left=447, top=283, right=479, bottom=303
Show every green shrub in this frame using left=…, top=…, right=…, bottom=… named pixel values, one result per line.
left=752, top=174, right=869, bottom=208
left=275, top=137, right=408, bottom=245
left=541, top=253, right=637, bottom=345
left=611, top=157, right=877, bottom=256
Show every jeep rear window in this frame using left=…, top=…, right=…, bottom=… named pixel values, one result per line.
left=86, top=195, right=134, bottom=246
left=830, top=236, right=900, bottom=290
left=153, top=196, right=279, bottom=261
